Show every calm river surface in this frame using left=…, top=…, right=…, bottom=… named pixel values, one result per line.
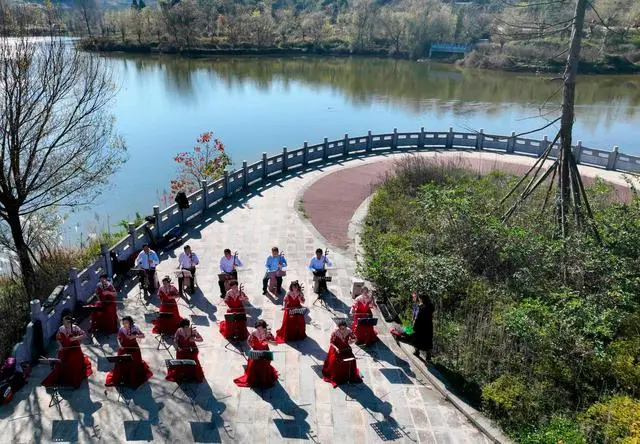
left=67, top=54, right=640, bottom=239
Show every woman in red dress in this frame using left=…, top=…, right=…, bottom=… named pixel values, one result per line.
left=90, top=274, right=118, bottom=334
left=322, top=320, right=363, bottom=387
left=105, top=316, right=153, bottom=389
left=275, top=281, right=306, bottom=343
left=42, top=315, right=93, bottom=388
left=219, top=280, right=249, bottom=340
left=152, top=276, right=182, bottom=335
left=234, top=319, right=278, bottom=388
left=166, top=318, right=205, bottom=383
left=350, top=287, right=378, bottom=346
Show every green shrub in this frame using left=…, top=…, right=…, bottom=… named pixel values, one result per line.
left=581, top=396, right=640, bottom=443
left=517, top=416, right=585, bottom=444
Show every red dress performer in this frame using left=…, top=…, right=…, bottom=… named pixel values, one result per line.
left=42, top=316, right=93, bottom=388
left=234, top=320, right=278, bottom=388
left=106, top=316, right=153, bottom=389
left=152, top=276, right=182, bottom=335
left=219, top=281, right=249, bottom=340
left=166, top=319, right=205, bottom=383
left=276, top=281, right=306, bottom=343
left=322, top=320, right=363, bottom=387
left=350, top=287, right=378, bottom=346
left=90, top=274, right=118, bottom=334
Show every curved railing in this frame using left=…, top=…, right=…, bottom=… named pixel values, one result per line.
left=14, top=128, right=639, bottom=363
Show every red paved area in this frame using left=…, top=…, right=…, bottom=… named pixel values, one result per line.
left=302, top=154, right=632, bottom=249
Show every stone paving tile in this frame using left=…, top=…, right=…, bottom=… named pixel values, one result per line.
left=0, top=154, right=495, bottom=443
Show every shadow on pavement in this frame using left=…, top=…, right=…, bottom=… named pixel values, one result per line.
left=259, top=383, right=313, bottom=441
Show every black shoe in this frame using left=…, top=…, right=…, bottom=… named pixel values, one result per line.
left=413, top=350, right=421, bottom=357
left=220, top=294, right=225, bottom=299
left=262, top=289, right=267, bottom=295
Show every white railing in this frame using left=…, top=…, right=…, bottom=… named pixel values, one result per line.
left=13, top=127, right=639, bottom=363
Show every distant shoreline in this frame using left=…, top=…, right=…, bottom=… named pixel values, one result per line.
left=80, top=37, right=640, bottom=75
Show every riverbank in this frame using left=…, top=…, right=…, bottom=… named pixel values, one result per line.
left=81, top=37, right=640, bottom=75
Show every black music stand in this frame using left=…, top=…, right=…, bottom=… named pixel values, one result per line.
left=40, top=358, right=67, bottom=408
left=165, top=359, right=198, bottom=400
left=154, top=312, right=175, bottom=357
left=223, top=313, right=247, bottom=354
left=245, top=350, right=274, bottom=361
left=312, top=269, right=329, bottom=307
left=106, top=354, right=134, bottom=404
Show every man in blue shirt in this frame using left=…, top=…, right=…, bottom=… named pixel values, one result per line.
left=262, top=246, right=287, bottom=295
left=309, top=248, right=332, bottom=294
left=136, top=244, right=160, bottom=292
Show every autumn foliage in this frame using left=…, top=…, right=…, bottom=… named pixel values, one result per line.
left=169, top=131, right=231, bottom=197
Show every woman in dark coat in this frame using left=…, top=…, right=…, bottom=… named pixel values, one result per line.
left=411, top=293, right=434, bottom=360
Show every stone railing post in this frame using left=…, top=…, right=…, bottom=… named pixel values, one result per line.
left=506, top=131, right=516, bottom=154
left=30, top=299, right=42, bottom=323
left=446, top=127, right=454, bottom=149
left=200, top=180, right=208, bottom=215
left=69, top=267, right=80, bottom=306
left=366, top=130, right=373, bottom=153
left=223, top=170, right=229, bottom=197
left=607, top=146, right=619, bottom=170
left=323, top=137, right=329, bottom=161
left=573, top=141, right=582, bottom=164
left=101, top=243, right=112, bottom=278
left=128, top=222, right=136, bottom=251
left=262, top=152, right=268, bottom=179
left=392, top=128, right=398, bottom=150
left=476, top=129, right=485, bottom=151
left=242, top=161, right=248, bottom=189
left=539, top=135, right=549, bottom=157
left=153, top=205, right=161, bottom=239
left=282, top=147, right=288, bottom=173
left=418, top=127, right=425, bottom=149
left=343, top=133, right=349, bottom=156
left=302, top=142, right=308, bottom=167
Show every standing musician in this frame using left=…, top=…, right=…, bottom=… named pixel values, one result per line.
left=275, top=281, right=306, bottom=343
left=233, top=319, right=278, bottom=388
left=177, top=245, right=199, bottom=296
left=136, top=244, right=160, bottom=293
left=42, top=315, right=93, bottom=389
left=152, top=276, right=182, bottom=335
left=262, top=247, right=287, bottom=296
left=322, top=319, right=363, bottom=387
left=90, top=274, right=118, bottom=334
left=167, top=319, right=205, bottom=383
left=350, top=286, right=379, bottom=346
left=105, top=316, right=153, bottom=389
left=219, top=280, right=249, bottom=340
left=219, top=249, right=243, bottom=298
left=309, top=248, right=332, bottom=294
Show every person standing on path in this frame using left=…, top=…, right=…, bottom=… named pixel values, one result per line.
left=412, top=293, right=434, bottom=360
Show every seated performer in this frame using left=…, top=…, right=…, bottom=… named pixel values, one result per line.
left=309, top=248, right=332, bottom=294
left=275, top=281, right=306, bottom=343
left=322, top=319, right=363, bottom=387
left=166, top=319, right=204, bottom=383
left=219, top=249, right=242, bottom=298
left=136, top=244, right=160, bottom=293
left=219, top=280, right=249, bottom=340
left=152, top=276, right=182, bottom=335
left=234, top=319, right=278, bottom=388
left=42, top=315, right=93, bottom=388
left=90, top=274, right=118, bottom=334
left=350, top=286, right=378, bottom=346
left=105, top=316, right=153, bottom=389
left=178, top=245, right=199, bottom=296
left=262, top=246, right=287, bottom=296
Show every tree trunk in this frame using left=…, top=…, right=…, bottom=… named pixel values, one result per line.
left=6, top=210, right=37, bottom=297
left=558, top=0, right=587, bottom=235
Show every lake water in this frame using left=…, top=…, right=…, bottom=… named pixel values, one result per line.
left=66, top=54, right=640, bottom=240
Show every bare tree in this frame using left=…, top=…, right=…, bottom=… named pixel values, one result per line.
left=75, top=0, right=99, bottom=37
left=0, top=36, right=126, bottom=295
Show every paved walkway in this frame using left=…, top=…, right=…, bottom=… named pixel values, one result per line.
left=0, top=154, right=496, bottom=443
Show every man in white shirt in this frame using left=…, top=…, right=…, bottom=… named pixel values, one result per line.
left=309, top=248, right=332, bottom=294
left=178, top=245, right=199, bottom=295
left=136, top=244, right=160, bottom=292
left=219, top=249, right=242, bottom=297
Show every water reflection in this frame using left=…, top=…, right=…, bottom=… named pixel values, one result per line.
left=104, top=54, right=640, bottom=122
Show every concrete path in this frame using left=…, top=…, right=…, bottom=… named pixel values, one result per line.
left=0, top=153, right=497, bottom=443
